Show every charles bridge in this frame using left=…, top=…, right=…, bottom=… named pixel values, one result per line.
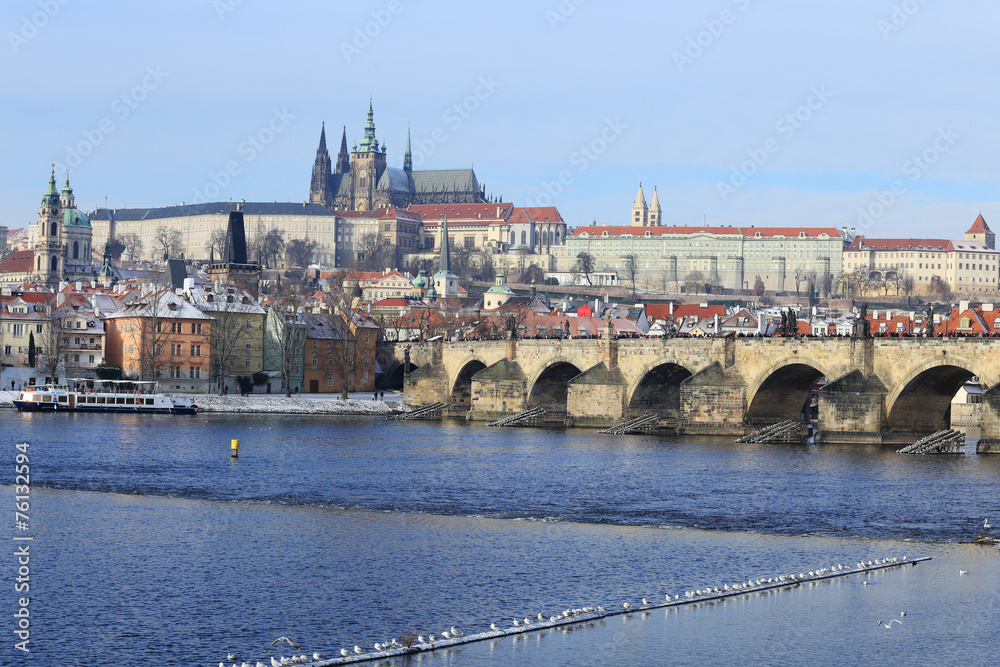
left=380, top=328, right=1000, bottom=452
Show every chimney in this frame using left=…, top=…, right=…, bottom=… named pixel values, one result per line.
left=669, top=302, right=674, bottom=316
left=842, top=226, right=848, bottom=238
left=960, top=300, right=970, bottom=313
left=75, top=281, right=82, bottom=292
left=850, top=227, right=856, bottom=238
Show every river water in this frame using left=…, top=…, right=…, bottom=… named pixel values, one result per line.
left=2, top=411, right=999, bottom=666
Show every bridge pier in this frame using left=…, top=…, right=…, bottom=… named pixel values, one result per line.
left=468, top=359, right=528, bottom=422
left=565, top=362, right=627, bottom=428
left=814, top=370, right=887, bottom=444
left=677, top=363, right=748, bottom=436
left=976, top=383, right=1000, bottom=453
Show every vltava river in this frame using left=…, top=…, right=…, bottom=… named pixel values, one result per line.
left=3, top=411, right=998, bottom=666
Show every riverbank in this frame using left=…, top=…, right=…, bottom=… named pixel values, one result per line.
left=0, top=389, right=408, bottom=415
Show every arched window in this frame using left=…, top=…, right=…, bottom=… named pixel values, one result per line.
left=521, top=231, right=526, bottom=245
left=510, top=232, right=515, bottom=245
left=50, top=255, right=58, bottom=271
left=542, top=231, right=549, bottom=247
left=50, top=222, right=58, bottom=236
left=73, top=241, right=79, bottom=259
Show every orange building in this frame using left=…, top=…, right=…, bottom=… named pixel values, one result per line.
left=105, top=290, right=212, bottom=393
left=302, top=312, right=378, bottom=395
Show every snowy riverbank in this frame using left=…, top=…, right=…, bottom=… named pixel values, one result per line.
left=0, top=390, right=409, bottom=415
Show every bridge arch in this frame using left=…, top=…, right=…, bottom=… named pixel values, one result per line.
left=449, top=357, right=488, bottom=410
left=526, top=359, right=583, bottom=416
left=745, top=357, right=834, bottom=424
left=884, top=357, right=991, bottom=433
left=626, top=359, right=696, bottom=418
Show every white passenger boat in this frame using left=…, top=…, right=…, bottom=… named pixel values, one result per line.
left=13, top=380, right=198, bottom=415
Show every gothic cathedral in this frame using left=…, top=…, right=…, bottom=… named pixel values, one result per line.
left=309, top=100, right=488, bottom=212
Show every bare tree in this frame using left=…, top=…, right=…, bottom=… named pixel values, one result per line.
left=198, top=285, right=262, bottom=395
left=285, top=238, right=318, bottom=268
left=265, top=299, right=306, bottom=397
left=38, top=304, right=66, bottom=382
left=793, top=266, right=808, bottom=303
left=205, top=229, right=227, bottom=260
left=753, top=275, right=765, bottom=297
left=117, top=231, right=144, bottom=261
left=684, top=270, right=705, bottom=295
left=354, top=232, right=389, bottom=271
left=622, top=254, right=639, bottom=296
left=249, top=228, right=285, bottom=268
left=575, top=252, right=595, bottom=286
left=153, top=226, right=183, bottom=260
left=930, top=275, right=952, bottom=299
left=319, top=312, right=375, bottom=400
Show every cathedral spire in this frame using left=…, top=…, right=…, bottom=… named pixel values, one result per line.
left=336, top=125, right=350, bottom=173
left=360, top=98, right=379, bottom=152
left=310, top=123, right=333, bottom=206
left=42, top=164, right=59, bottom=206
left=403, top=123, right=413, bottom=174
left=439, top=214, right=451, bottom=275
left=318, top=121, right=327, bottom=152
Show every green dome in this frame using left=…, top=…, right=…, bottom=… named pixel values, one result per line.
left=62, top=208, right=90, bottom=227
left=412, top=269, right=427, bottom=288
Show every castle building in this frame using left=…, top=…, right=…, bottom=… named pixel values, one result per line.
left=309, top=100, right=488, bottom=212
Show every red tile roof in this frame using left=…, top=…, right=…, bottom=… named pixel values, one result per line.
left=967, top=213, right=992, bottom=235
left=0, top=250, right=33, bottom=274
left=409, top=203, right=513, bottom=222
left=570, top=226, right=842, bottom=238
left=846, top=236, right=952, bottom=252
left=517, top=207, right=564, bottom=223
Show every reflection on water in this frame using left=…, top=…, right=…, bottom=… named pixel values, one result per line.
left=2, top=411, right=998, bottom=665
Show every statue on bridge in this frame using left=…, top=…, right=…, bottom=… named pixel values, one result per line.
left=926, top=305, right=935, bottom=337
left=787, top=308, right=798, bottom=337
left=403, top=345, right=411, bottom=379
left=854, top=302, right=871, bottom=340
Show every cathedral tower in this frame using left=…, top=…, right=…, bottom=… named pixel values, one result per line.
left=350, top=99, right=388, bottom=211
left=631, top=183, right=648, bottom=227
left=648, top=186, right=662, bottom=227
left=335, top=126, right=350, bottom=174
left=309, top=122, right=332, bottom=205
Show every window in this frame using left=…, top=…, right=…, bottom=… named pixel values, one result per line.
left=245, top=340, right=252, bottom=350
left=35, top=324, right=43, bottom=334
left=312, top=354, right=318, bottom=366
left=191, top=345, right=201, bottom=357
left=191, top=323, right=202, bottom=334
left=245, top=319, right=252, bottom=329
left=364, top=332, right=370, bottom=343
left=363, top=351, right=370, bottom=363
left=191, top=367, right=201, bottom=379
left=328, top=377, right=333, bottom=386
left=245, top=358, right=251, bottom=367
left=89, top=355, right=95, bottom=363
left=12, top=324, right=23, bottom=337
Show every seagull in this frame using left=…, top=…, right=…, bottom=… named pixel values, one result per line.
left=340, top=649, right=349, bottom=657
left=523, top=618, right=531, bottom=626
left=374, top=643, right=383, bottom=651
left=228, top=654, right=239, bottom=662
left=451, top=627, right=463, bottom=637
left=512, top=620, right=520, bottom=627
left=270, top=658, right=281, bottom=667
left=985, top=518, right=992, bottom=529
left=623, top=602, right=632, bottom=610
left=960, top=570, right=969, bottom=575
left=269, top=637, right=301, bottom=650
left=257, top=662, right=267, bottom=667
left=354, top=646, right=364, bottom=654
left=441, top=632, right=451, bottom=640
left=490, top=623, right=499, bottom=631
left=641, top=598, right=649, bottom=606
left=418, top=635, right=426, bottom=643
left=312, top=653, right=324, bottom=661
left=537, top=613, right=545, bottom=621
left=900, top=611, right=907, bottom=617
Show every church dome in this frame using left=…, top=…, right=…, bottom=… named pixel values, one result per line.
left=412, top=269, right=427, bottom=289
left=62, top=208, right=90, bottom=227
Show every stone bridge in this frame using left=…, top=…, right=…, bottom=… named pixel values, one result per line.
left=380, top=332, right=1000, bottom=450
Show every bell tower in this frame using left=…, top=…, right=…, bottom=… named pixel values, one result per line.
left=35, top=165, right=65, bottom=285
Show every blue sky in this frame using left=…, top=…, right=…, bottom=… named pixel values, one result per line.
left=2, top=0, right=997, bottom=240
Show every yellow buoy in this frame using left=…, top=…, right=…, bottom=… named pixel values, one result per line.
left=230, top=438, right=239, bottom=458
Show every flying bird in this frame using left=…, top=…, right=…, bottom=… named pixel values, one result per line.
left=268, top=637, right=301, bottom=650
